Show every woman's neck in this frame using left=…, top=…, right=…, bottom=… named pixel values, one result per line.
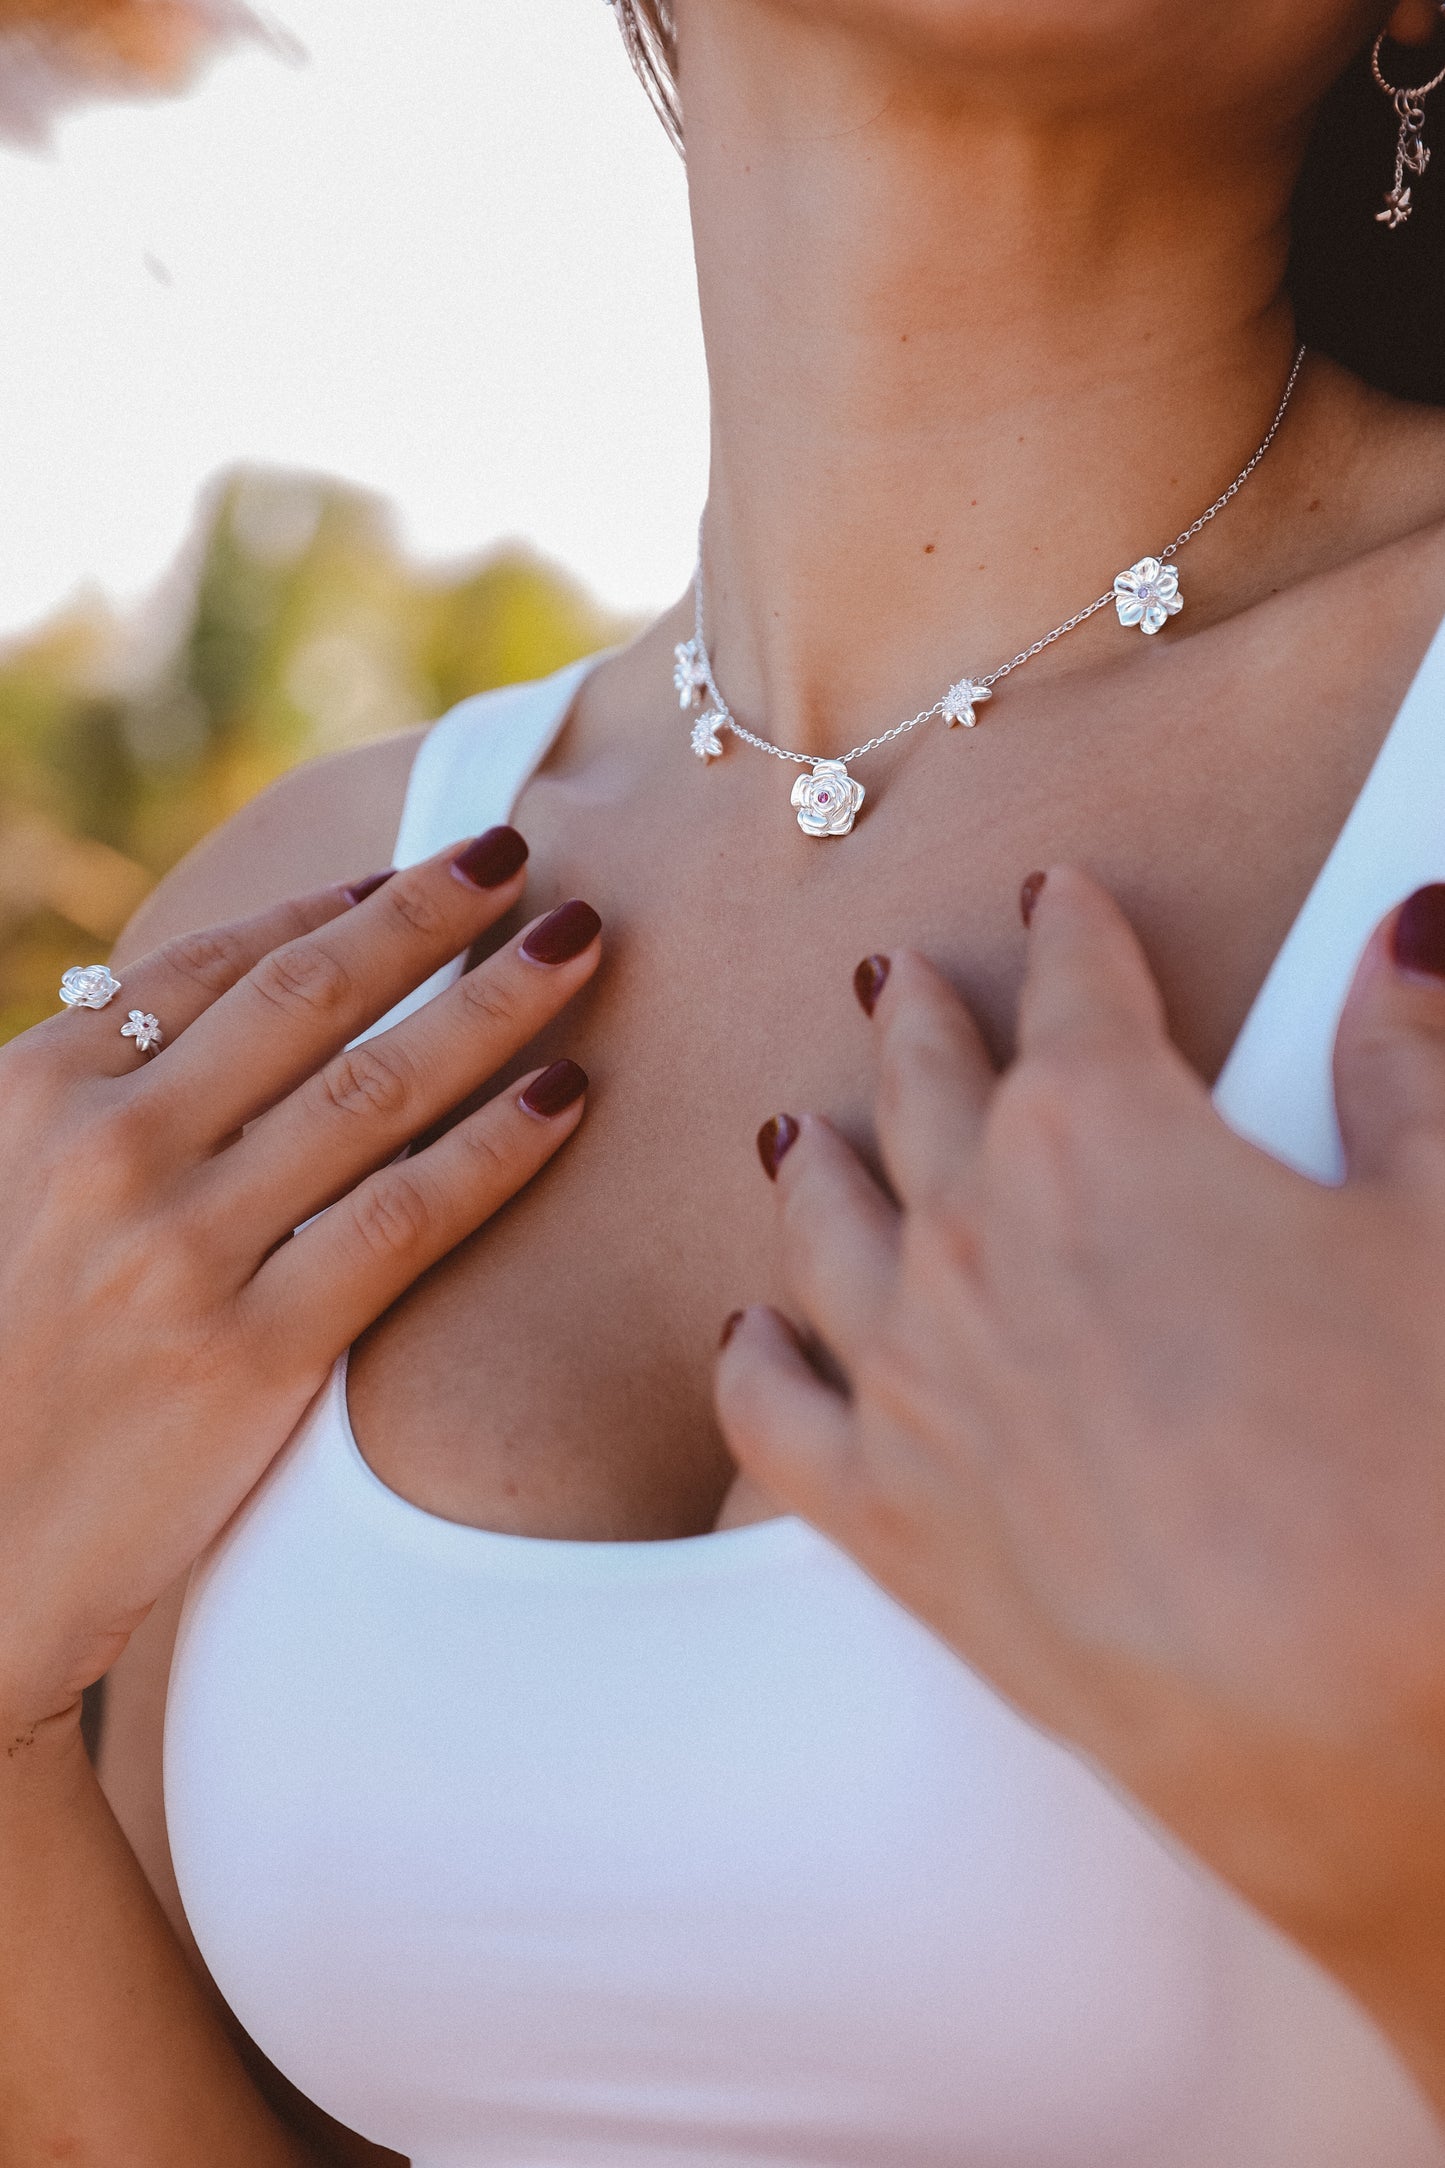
left=678, top=0, right=1323, bottom=757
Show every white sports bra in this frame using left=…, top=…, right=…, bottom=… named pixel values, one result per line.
left=165, top=634, right=1445, bottom=2168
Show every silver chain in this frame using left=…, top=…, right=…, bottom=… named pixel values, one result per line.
left=691, top=344, right=1307, bottom=772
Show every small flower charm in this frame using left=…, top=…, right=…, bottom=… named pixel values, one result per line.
left=673, top=638, right=709, bottom=709
left=791, top=759, right=865, bottom=838
left=1113, top=556, right=1183, bottom=636
left=942, top=678, right=992, bottom=729
left=1377, top=184, right=1414, bottom=228
left=59, top=964, right=121, bottom=1011
left=120, top=1009, right=164, bottom=1055
left=690, top=711, right=725, bottom=762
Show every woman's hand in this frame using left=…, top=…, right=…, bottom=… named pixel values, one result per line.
left=717, top=867, right=1445, bottom=2112
left=0, top=829, right=599, bottom=1747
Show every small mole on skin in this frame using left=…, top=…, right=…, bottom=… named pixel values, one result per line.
left=1308, top=496, right=1322, bottom=512
left=924, top=542, right=935, bottom=553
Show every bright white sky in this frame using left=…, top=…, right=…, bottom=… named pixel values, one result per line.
left=0, top=0, right=709, bottom=644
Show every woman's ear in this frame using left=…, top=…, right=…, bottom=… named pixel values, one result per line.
left=1385, top=0, right=1441, bottom=46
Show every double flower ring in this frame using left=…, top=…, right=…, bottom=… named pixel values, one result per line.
left=58, top=966, right=164, bottom=1057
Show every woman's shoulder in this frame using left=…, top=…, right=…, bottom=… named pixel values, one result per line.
left=114, top=646, right=623, bottom=966
left=115, top=727, right=427, bottom=967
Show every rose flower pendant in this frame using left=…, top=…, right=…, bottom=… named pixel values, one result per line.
left=791, top=759, right=866, bottom=838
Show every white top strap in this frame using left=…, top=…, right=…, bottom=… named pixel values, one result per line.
left=1215, top=613, right=1445, bottom=1183
left=392, top=656, right=602, bottom=869
left=353, top=654, right=603, bottom=1048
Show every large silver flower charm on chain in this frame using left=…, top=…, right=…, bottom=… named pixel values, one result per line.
left=1113, top=557, right=1182, bottom=635
left=942, top=678, right=992, bottom=729
left=791, top=759, right=865, bottom=838
left=673, top=638, right=708, bottom=709
left=690, top=711, right=725, bottom=762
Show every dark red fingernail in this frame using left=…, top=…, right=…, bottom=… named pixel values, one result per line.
left=854, top=954, right=890, bottom=1017
left=521, top=899, right=602, bottom=965
left=1393, top=884, right=1445, bottom=979
left=451, top=826, right=529, bottom=890
left=519, top=1058, right=589, bottom=1118
left=342, top=869, right=395, bottom=906
left=720, top=1309, right=746, bottom=1349
left=1021, top=870, right=1047, bottom=927
left=757, top=1113, right=800, bottom=1181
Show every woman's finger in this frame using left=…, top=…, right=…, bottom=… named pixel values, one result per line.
left=866, top=948, right=996, bottom=1212
left=1015, top=864, right=1171, bottom=1069
left=208, top=901, right=603, bottom=1246
left=714, top=1305, right=859, bottom=1532
left=36, top=883, right=368, bottom=1081
left=1334, top=888, right=1445, bottom=1185
left=762, top=1113, right=899, bottom=1356
left=143, top=829, right=533, bottom=1143
left=250, top=1058, right=590, bottom=1367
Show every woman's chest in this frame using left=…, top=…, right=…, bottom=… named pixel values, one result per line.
left=348, top=589, right=1434, bottom=1539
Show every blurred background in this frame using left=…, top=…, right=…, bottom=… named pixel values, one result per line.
left=0, top=0, right=706, bottom=1040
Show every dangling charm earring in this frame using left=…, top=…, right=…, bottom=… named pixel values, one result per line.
left=1373, top=15, right=1445, bottom=228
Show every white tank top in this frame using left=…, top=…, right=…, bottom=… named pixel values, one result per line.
left=165, top=636, right=1445, bottom=2168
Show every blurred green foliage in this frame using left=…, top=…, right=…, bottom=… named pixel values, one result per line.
left=0, top=469, right=630, bottom=1042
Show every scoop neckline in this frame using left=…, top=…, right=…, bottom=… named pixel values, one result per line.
left=332, top=1355, right=815, bottom=1574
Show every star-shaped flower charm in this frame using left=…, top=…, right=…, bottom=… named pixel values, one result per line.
left=674, top=638, right=709, bottom=709
left=691, top=711, right=725, bottom=762
left=942, top=679, right=992, bottom=729
left=120, top=1008, right=164, bottom=1055
left=1377, top=186, right=1413, bottom=229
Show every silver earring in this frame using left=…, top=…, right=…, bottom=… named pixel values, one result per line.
left=1373, top=16, right=1445, bottom=228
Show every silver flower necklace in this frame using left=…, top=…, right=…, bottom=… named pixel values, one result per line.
left=675, top=344, right=1306, bottom=838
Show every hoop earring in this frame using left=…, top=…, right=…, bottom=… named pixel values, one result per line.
left=1373, top=14, right=1445, bottom=228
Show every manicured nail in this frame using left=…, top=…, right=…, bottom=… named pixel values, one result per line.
left=451, top=826, right=529, bottom=890
left=757, top=1113, right=800, bottom=1181
left=519, top=1058, right=589, bottom=1119
left=1020, top=870, right=1047, bottom=927
left=521, top=899, right=602, bottom=965
left=854, top=954, right=890, bottom=1017
left=342, top=869, right=395, bottom=906
left=720, top=1309, right=746, bottom=1349
left=1393, top=884, right=1445, bottom=979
